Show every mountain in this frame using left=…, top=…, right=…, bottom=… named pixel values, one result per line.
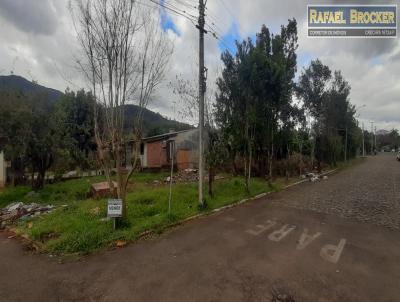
left=124, top=104, right=193, bottom=137
left=0, top=74, right=192, bottom=135
left=0, top=75, right=63, bottom=102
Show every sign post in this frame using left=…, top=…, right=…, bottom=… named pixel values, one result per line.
left=107, top=199, right=123, bottom=230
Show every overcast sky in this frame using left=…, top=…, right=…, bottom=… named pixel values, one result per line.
left=0, top=0, right=399, bottom=130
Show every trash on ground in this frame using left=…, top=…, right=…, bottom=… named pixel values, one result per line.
left=115, top=240, right=127, bottom=248
left=163, top=169, right=225, bottom=184
left=0, top=202, right=55, bottom=226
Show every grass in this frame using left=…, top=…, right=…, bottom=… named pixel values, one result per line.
left=0, top=172, right=170, bottom=209
left=1, top=172, right=290, bottom=255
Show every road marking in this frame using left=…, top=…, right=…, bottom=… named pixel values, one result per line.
left=268, top=224, right=296, bottom=242
left=296, top=228, right=322, bottom=250
left=320, top=239, right=347, bottom=264
left=245, top=220, right=277, bottom=236
left=245, top=219, right=347, bottom=264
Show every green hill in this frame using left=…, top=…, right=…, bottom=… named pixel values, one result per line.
left=0, top=75, right=192, bottom=136
left=0, top=75, right=63, bottom=102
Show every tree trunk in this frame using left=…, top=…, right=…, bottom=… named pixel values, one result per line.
left=208, top=166, right=214, bottom=197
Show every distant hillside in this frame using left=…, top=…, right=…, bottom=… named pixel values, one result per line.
left=0, top=75, right=63, bottom=102
left=124, top=104, right=193, bottom=137
left=0, top=74, right=192, bottom=136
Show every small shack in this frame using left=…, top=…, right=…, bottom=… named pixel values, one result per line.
left=126, top=129, right=199, bottom=171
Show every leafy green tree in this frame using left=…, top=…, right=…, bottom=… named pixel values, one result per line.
left=297, top=60, right=359, bottom=168
left=0, top=91, right=32, bottom=185
left=54, top=89, right=96, bottom=172
left=216, top=19, right=300, bottom=183
left=0, top=90, right=59, bottom=189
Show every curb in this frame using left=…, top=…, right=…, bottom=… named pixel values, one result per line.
left=4, top=168, right=339, bottom=253
left=139, top=168, right=338, bottom=239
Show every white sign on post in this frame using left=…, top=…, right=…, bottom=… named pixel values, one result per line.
left=107, top=199, right=123, bottom=218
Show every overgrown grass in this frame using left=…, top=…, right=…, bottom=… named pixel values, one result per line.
left=0, top=172, right=169, bottom=209
left=8, top=175, right=279, bottom=255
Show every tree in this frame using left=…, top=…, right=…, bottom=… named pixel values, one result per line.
left=54, top=89, right=96, bottom=172
left=296, top=59, right=331, bottom=171
left=0, top=90, right=58, bottom=189
left=169, top=71, right=223, bottom=197
left=0, top=91, right=32, bottom=185
left=215, top=20, right=300, bottom=185
left=297, top=60, right=358, bottom=168
left=72, top=0, right=172, bottom=220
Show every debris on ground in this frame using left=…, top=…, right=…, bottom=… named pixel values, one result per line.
left=164, top=169, right=198, bottom=183
left=89, top=207, right=101, bottom=216
left=271, top=284, right=296, bottom=302
left=0, top=202, right=55, bottom=227
left=162, top=169, right=225, bottom=184
left=115, top=240, right=127, bottom=248
left=301, top=172, right=330, bottom=183
left=90, top=181, right=118, bottom=198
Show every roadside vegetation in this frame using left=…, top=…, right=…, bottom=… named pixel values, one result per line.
left=1, top=1, right=397, bottom=257
left=4, top=173, right=281, bottom=255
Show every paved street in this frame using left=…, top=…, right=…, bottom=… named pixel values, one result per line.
left=1, top=154, right=400, bottom=301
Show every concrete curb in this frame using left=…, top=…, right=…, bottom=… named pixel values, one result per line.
left=140, top=168, right=339, bottom=239
left=4, top=168, right=339, bottom=253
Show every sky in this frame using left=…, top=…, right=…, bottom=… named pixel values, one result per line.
left=0, top=0, right=399, bottom=131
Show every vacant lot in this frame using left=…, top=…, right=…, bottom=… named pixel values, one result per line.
left=1, top=155, right=399, bottom=301
left=1, top=172, right=283, bottom=254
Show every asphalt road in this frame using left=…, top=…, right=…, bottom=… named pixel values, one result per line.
left=1, top=154, right=399, bottom=302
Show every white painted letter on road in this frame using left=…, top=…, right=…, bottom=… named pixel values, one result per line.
left=320, top=239, right=346, bottom=264
left=268, top=224, right=296, bottom=242
left=246, top=220, right=277, bottom=236
left=296, top=228, right=321, bottom=250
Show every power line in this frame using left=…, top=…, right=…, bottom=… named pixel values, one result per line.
left=164, top=0, right=198, bottom=19
left=205, top=6, right=231, bottom=32
left=142, top=0, right=198, bottom=26
left=216, top=0, right=236, bottom=22
left=171, top=0, right=197, bottom=12
left=144, top=0, right=235, bottom=55
left=204, top=23, right=236, bottom=55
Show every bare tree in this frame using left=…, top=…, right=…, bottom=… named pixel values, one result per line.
left=169, top=68, right=226, bottom=197
left=168, top=67, right=215, bottom=127
left=71, top=0, right=172, bottom=218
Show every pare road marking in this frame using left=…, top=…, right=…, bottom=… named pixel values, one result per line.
left=245, top=219, right=346, bottom=264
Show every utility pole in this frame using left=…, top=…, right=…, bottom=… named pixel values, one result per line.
left=362, top=122, right=365, bottom=157
left=345, top=126, right=348, bottom=162
left=197, top=0, right=206, bottom=207
left=370, top=121, right=374, bottom=155
left=374, top=126, right=377, bottom=153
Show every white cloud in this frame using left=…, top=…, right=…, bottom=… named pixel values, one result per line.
left=0, top=0, right=398, bottom=131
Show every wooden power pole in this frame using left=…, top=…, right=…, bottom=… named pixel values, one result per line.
left=197, top=0, right=206, bottom=207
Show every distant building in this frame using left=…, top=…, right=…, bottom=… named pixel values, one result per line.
left=126, top=129, right=199, bottom=171
left=0, top=151, right=6, bottom=188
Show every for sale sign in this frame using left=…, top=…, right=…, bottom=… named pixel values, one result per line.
left=107, top=199, right=122, bottom=218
